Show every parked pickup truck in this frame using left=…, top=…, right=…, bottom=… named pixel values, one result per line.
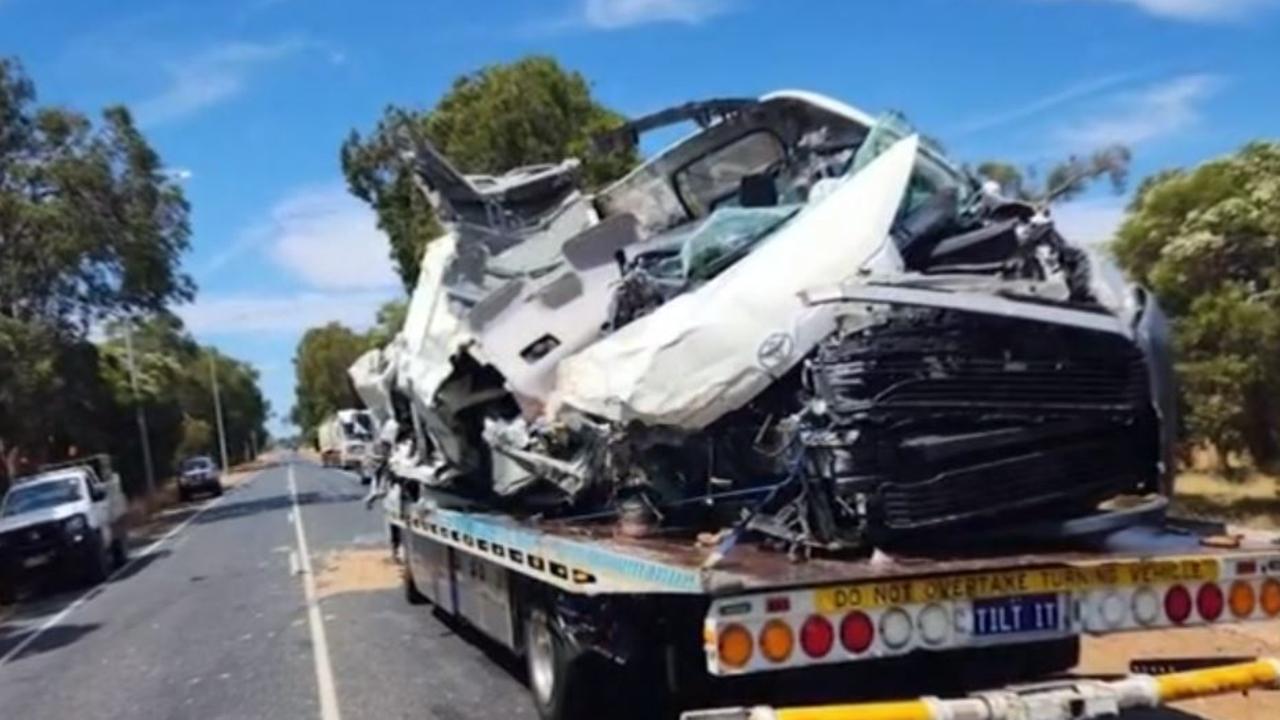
left=0, top=455, right=129, bottom=600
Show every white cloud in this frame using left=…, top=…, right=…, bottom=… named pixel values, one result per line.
left=955, top=72, right=1138, bottom=135
left=581, top=0, right=731, bottom=28
left=263, top=184, right=398, bottom=290
left=1054, top=73, right=1222, bottom=149
left=178, top=290, right=393, bottom=335
left=135, top=38, right=305, bottom=126
left=206, top=183, right=398, bottom=290
left=1055, top=0, right=1278, bottom=21
left=1050, top=197, right=1127, bottom=245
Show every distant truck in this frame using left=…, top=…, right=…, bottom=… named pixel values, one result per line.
left=318, top=409, right=376, bottom=476
left=0, top=455, right=129, bottom=601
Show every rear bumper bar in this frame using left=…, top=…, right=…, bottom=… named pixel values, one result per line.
left=683, top=658, right=1280, bottom=720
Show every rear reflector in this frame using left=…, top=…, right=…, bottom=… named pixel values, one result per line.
left=1197, top=583, right=1225, bottom=621
left=800, top=615, right=834, bottom=658
left=840, top=611, right=874, bottom=654
left=1165, top=585, right=1192, bottom=624
left=765, top=596, right=791, bottom=613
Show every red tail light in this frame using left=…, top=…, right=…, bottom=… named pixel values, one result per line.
left=840, top=611, right=874, bottom=653
left=1165, top=585, right=1192, bottom=624
left=1196, top=583, right=1224, bottom=621
left=800, top=615, right=834, bottom=658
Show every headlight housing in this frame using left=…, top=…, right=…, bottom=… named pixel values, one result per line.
left=63, top=514, right=88, bottom=534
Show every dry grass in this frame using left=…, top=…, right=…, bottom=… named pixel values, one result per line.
left=1172, top=470, right=1280, bottom=529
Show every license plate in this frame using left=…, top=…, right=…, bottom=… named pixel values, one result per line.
left=973, top=593, right=1062, bottom=636
left=22, top=552, right=52, bottom=569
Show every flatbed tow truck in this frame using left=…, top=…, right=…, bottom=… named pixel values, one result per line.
left=390, top=489, right=1280, bottom=720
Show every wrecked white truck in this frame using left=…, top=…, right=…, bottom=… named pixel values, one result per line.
left=353, top=90, right=1175, bottom=553
left=346, top=91, right=1280, bottom=720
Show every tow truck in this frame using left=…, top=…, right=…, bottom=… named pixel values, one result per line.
left=390, top=491, right=1280, bottom=720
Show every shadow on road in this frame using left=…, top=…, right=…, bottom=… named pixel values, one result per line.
left=0, top=622, right=99, bottom=663
left=194, top=490, right=364, bottom=526
left=109, top=549, right=170, bottom=583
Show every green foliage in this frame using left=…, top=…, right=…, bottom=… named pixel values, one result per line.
left=0, top=58, right=193, bottom=332
left=366, top=299, right=408, bottom=348
left=974, top=145, right=1132, bottom=204
left=341, top=55, right=638, bottom=287
left=0, top=57, right=270, bottom=492
left=1112, top=142, right=1280, bottom=468
left=290, top=322, right=372, bottom=442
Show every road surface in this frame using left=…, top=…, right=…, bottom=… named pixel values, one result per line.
left=0, top=457, right=535, bottom=720
left=0, top=457, right=1273, bottom=719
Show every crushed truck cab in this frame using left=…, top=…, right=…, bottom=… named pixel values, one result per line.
left=350, top=88, right=1278, bottom=720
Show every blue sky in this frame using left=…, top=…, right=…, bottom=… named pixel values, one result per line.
left=3, top=0, right=1278, bottom=435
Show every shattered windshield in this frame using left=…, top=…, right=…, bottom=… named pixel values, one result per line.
left=850, top=111, right=974, bottom=217
left=673, top=131, right=786, bottom=217
left=2, top=478, right=82, bottom=516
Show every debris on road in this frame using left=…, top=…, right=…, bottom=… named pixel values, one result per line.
left=314, top=548, right=400, bottom=599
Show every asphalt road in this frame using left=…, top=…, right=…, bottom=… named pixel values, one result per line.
left=0, top=457, right=536, bottom=720
left=0, top=457, right=1233, bottom=720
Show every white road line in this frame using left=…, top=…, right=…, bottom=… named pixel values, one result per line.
left=287, top=463, right=342, bottom=720
left=0, top=477, right=249, bottom=666
left=289, top=551, right=300, bottom=576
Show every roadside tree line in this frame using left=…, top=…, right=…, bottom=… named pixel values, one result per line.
left=0, top=58, right=268, bottom=496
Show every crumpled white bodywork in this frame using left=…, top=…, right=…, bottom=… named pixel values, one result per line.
left=394, top=234, right=470, bottom=403
left=548, top=135, right=918, bottom=429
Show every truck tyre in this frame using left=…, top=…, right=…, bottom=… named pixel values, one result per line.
left=84, top=534, right=112, bottom=585
left=524, top=607, right=605, bottom=720
left=111, top=534, right=128, bottom=567
left=178, top=488, right=190, bottom=502
left=403, top=563, right=428, bottom=605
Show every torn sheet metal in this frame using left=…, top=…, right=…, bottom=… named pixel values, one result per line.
left=549, top=135, right=919, bottom=430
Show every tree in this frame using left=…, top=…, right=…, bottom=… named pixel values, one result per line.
left=975, top=145, right=1132, bottom=204
left=0, top=58, right=192, bottom=332
left=97, top=315, right=270, bottom=488
left=365, top=299, right=408, bottom=348
left=341, top=55, right=638, bottom=287
left=291, top=323, right=371, bottom=442
left=0, top=57, right=195, bottom=487
left=1112, top=142, right=1280, bottom=469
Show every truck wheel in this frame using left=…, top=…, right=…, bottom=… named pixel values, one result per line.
left=178, top=488, right=190, bottom=502
left=111, top=534, right=128, bottom=567
left=524, top=607, right=604, bottom=720
left=84, top=535, right=112, bottom=585
left=403, top=563, right=428, bottom=605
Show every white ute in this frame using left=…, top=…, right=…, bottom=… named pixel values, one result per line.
left=0, top=455, right=128, bottom=600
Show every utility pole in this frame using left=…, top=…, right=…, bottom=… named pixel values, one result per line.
left=123, top=325, right=156, bottom=497
left=209, top=353, right=230, bottom=472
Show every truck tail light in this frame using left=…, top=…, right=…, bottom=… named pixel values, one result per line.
left=1197, top=583, right=1224, bottom=621
left=1262, top=579, right=1280, bottom=617
left=840, top=611, right=874, bottom=653
left=1229, top=581, right=1256, bottom=618
left=1165, top=585, right=1192, bottom=624
left=759, top=619, right=794, bottom=663
left=718, top=624, right=753, bottom=668
left=1133, top=587, right=1160, bottom=625
left=800, top=615, right=834, bottom=658
left=879, top=608, right=913, bottom=649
